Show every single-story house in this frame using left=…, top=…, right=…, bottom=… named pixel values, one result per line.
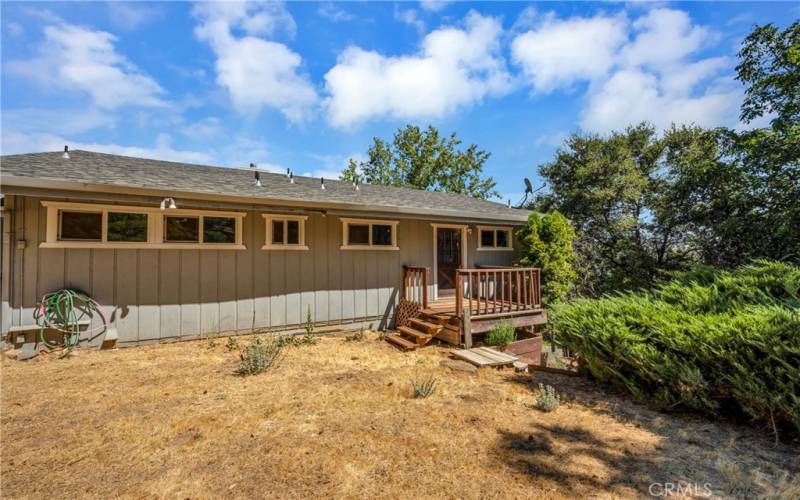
left=0, top=149, right=544, bottom=349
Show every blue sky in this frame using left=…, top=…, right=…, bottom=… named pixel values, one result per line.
left=2, top=1, right=797, bottom=203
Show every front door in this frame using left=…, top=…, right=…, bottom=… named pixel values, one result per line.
left=436, top=228, right=462, bottom=295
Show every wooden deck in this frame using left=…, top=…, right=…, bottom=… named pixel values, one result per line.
left=392, top=265, right=548, bottom=350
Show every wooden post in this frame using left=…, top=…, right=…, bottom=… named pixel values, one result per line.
left=456, top=271, right=463, bottom=317
left=463, top=308, right=472, bottom=348
left=422, top=267, right=429, bottom=309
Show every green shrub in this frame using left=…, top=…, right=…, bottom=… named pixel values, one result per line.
left=346, top=325, right=366, bottom=342
left=485, top=321, right=516, bottom=346
left=237, top=336, right=282, bottom=376
left=551, top=261, right=800, bottom=438
left=516, top=211, right=578, bottom=304
left=411, top=377, right=437, bottom=398
left=225, top=336, right=238, bottom=350
left=535, top=384, right=560, bottom=412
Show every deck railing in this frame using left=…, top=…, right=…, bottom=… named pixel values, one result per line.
left=402, top=265, right=429, bottom=308
left=456, top=267, right=541, bottom=319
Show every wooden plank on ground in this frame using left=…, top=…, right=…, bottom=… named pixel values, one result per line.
left=473, top=347, right=517, bottom=364
left=451, top=349, right=494, bottom=367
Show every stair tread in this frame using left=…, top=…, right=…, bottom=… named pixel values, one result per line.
left=385, top=334, right=417, bottom=350
left=408, top=318, right=443, bottom=334
left=397, top=326, right=432, bottom=340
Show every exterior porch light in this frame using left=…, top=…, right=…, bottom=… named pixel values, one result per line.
left=160, top=197, right=177, bottom=210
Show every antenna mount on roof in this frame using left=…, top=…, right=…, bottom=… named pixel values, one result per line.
left=320, top=177, right=326, bottom=190
left=62, top=145, right=70, bottom=160
left=254, top=171, right=262, bottom=187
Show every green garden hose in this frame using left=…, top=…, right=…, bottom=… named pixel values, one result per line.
left=34, top=289, right=107, bottom=358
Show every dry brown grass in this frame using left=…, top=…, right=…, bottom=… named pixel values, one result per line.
left=2, top=332, right=798, bottom=499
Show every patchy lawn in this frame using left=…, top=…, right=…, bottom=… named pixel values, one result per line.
left=2, top=333, right=798, bottom=499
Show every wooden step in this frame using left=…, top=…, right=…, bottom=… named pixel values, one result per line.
left=408, top=318, right=442, bottom=335
left=419, top=309, right=452, bottom=325
left=385, top=333, right=417, bottom=351
left=397, top=326, right=433, bottom=345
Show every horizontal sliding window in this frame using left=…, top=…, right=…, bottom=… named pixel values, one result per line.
left=203, top=216, right=236, bottom=244
left=165, top=216, right=199, bottom=243
left=477, top=226, right=513, bottom=251
left=263, top=215, right=308, bottom=250
left=341, top=218, right=398, bottom=250
left=59, top=210, right=102, bottom=241
left=108, top=212, right=148, bottom=242
left=41, top=201, right=245, bottom=249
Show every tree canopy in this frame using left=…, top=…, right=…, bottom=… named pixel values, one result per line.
left=341, top=124, right=498, bottom=199
left=532, top=21, right=799, bottom=295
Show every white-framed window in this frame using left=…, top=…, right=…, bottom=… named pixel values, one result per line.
left=340, top=218, right=399, bottom=250
left=262, top=214, right=308, bottom=250
left=476, top=225, right=513, bottom=251
left=41, top=201, right=246, bottom=249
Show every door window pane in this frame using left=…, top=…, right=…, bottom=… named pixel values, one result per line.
left=372, top=224, right=392, bottom=246
left=287, top=220, right=300, bottom=244
left=204, top=217, right=236, bottom=243
left=496, top=230, right=509, bottom=248
left=348, top=224, right=369, bottom=245
left=480, top=229, right=494, bottom=247
left=107, top=212, right=148, bottom=242
left=60, top=211, right=102, bottom=241
left=165, top=216, right=199, bottom=242
left=272, top=220, right=284, bottom=244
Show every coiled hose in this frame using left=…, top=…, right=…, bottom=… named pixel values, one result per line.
left=34, top=289, right=107, bottom=357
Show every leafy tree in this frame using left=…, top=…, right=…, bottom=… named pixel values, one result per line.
left=340, top=124, right=498, bottom=199
left=736, top=21, right=799, bottom=131
left=534, top=123, right=699, bottom=293
left=516, top=211, right=578, bottom=304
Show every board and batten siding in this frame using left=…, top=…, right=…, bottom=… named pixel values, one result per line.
left=1, top=195, right=520, bottom=345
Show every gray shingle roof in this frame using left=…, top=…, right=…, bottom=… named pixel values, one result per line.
left=0, top=150, right=530, bottom=222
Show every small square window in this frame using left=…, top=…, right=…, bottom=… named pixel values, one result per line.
left=496, top=230, right=509, bottom=248
left=372, top=224, right=392, bottom=245
left=348, top=224, right=369, bottom=245
left=107, top=212, right=148, bottom=242
left=286, top=220, right=300, bottom=245
left=480, top=230, right=494, bottom=248
left=165, top=216, right=199, bottom=242
left=204, top=217, right=236, bottom=244
left=60, top=211, right=102, bottom=241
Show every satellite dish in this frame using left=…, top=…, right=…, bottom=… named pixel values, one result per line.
left=524, top=177, right=533, bottom=194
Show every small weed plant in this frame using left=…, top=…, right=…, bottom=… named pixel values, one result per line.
left=225, top=336, right=238, bottom=350
left=346, top=324, right=368, bottom=342
left=301, top=305, right=317, bottom=344
left=412, top=376, right=437, bottom=398
left=237, top=336, right=282, bottom=376
left=485, top=321, right=516, bottom=346
left=536, top=384, right=560, bottom=412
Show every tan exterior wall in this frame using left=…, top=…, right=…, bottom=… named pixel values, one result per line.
left=0, top=195, right=520, bottom=345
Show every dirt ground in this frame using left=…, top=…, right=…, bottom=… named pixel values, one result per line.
left=2, top=332, right=798, bottom=499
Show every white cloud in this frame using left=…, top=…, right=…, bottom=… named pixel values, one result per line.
left=512, top=7, right=741, bottom=132
left=619, top=8, right=710, bottom=69
left=318, top=2, right=353, bottom=23
left=511, top=12, right=628, bottom=92
left=1, top=131, right=214, bottom=164
left=394, top=8, right=425, bottom=34
left=420, top=1, right=451, bottom=13
left=7, top=22, right=166, bottom=109
left=193, top=1, right=318, bottom=123
left=324, top=11, right=513, bottom=128
left=107, top=2, right=163, bottom=30
left=580, top=69, right=740, bottom=132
